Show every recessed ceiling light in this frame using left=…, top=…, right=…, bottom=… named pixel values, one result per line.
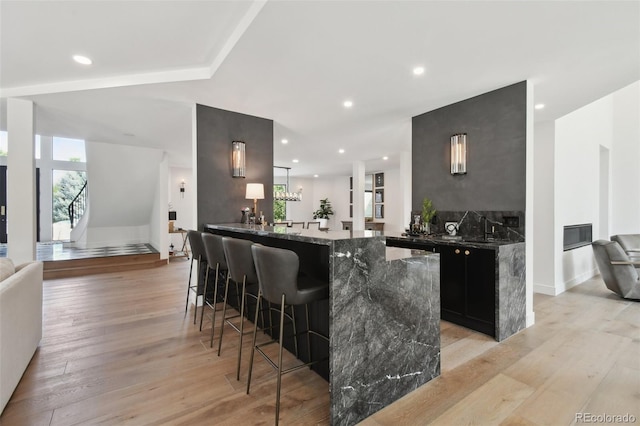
left=413, top=66, right=425, bottom=75
left=73, top=55, right=92, bottom=65
left=383, top=156, right=388, bottom=160
left=292, top=159, right=299, bottom=163
left=535, top=103, right=545, bottom=110
left=338, top=149, right=345, bottom=154
left=343, top=100, right=353, bottom=108
left=281, top=139, right=288, bottom=144
left=314, top=174, right=319, bottom=178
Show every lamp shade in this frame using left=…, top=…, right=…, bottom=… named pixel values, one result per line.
left=246, top=183, right=264, bottom=200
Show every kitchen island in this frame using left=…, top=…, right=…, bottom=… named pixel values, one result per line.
left=205, top=224, right=440, bottom=426
left=387, top=234, right=526, bottom=341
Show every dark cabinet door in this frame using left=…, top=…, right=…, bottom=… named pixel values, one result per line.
left=465, top=248, right=496, bottom=333
left=439, top=244, right=496, bottom=337
left=440, top=245, right=466, bottom=320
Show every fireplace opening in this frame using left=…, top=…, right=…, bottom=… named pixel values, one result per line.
left=563, top=224, right=592, bottom=251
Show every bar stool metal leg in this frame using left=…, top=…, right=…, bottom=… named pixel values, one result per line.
left=275, top=293, right=286, bottom=425
left=217, top=273, right=232, bottom=356
left=208, top=265, right=221, bottom=347
left=237, top=276, right=247, bottom=381
left=246, top=288, right=262, bottom=394
left=199, top=262, right=211, bottom=331
left=184, top=256, right=195, bottom=315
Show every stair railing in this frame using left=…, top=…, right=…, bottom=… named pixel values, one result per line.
left=68, top=181, right=87, bottom=229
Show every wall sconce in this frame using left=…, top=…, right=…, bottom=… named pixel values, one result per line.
left=232, top=141, right=246, bottom=178
left=179, top=180, right=185, bottom=198
left=246, top=183, right=264, bottom=214
left=450, top=133, right=467, bottom=175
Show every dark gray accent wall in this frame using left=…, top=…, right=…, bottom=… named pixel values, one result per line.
left=412, top=81, right=527, bottom=212
left=197, top=104, right=273, bottom=230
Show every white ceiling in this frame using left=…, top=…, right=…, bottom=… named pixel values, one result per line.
left=1, top=0, right=638, bottom=176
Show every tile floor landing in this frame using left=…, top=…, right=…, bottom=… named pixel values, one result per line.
left=0, top=242, right=158, bottom=262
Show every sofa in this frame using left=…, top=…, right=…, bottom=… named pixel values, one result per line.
left=592, top=240, right=640, bottom=300
left=0, top=259, right=43, bottom=415
left=611, top=234, right=640, bottom=262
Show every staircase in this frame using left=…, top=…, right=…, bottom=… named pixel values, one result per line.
left=43, top=252, right=167, bottom=279
left=45, top=181, right=168, bottom=279
left=69, top=180, right=87, bottom=229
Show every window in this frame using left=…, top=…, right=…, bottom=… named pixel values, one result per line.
left=53, top=137, right=86, bottom=162
left=52, top=170, right=87, bottom=241
left=0, top=132, right=41, bottom=158
left=0, top=131, right=7, bottom=156
left=274, top=184, right=286, bottom=222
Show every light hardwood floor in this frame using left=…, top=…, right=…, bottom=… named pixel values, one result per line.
left=0, top=260, right=638, bottom=425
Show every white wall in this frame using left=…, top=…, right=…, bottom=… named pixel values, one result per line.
left=150, top=153, right=169, bottom=259
left=82, top=141, right=164, bottom=247
left=383, top=168, right=405, bottom=232
left=6, top=99, right=36, bottom=264
left=548, top=81, right=639, bottom=295
left=611, top=81, right=640, bottom=234
left=533, top=121, right=556, bottom=295
left=169, top=166, right=194, bottom=251
left=554, top=95, right=612, bottom=292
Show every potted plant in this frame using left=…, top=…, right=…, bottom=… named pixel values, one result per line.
left=421, top=197, right=436, bottom=234
left=313, top=198, right=334, bottom=229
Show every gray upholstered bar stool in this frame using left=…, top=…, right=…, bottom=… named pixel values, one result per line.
left=199, top=233, right=228, bottom=348
left=246, top=244, right=329, bottom=425
left=219, top=237, right=263, bottom=381
left=184, top=230, right=208, bottom=324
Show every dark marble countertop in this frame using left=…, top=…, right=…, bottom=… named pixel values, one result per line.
left=205, top=223, right=523, bottom=250
left=205, top=223, right=386, bottom=245
left=385, top=233, right=524, bottom=249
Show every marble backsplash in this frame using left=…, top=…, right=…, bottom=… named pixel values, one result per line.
left=423, top=210, right=525, bottom=242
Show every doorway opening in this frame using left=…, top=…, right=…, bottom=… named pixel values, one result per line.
left=52, top=170, right=86, bottom=241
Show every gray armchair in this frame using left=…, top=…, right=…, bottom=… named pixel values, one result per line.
left=592, top=240, right=640, bottom=300
left=611, top=234, right=640, bottom=261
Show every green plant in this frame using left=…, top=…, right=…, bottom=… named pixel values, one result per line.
left=273, top=184, right=287, bottom=221
left=421, top=197, right=436, bottom=224
left=313, top=198, right=334, bottom=219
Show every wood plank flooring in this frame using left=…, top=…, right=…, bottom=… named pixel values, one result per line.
left=0, top=260, right=638, bottom=425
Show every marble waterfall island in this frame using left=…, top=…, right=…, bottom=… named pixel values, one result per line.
left=205, top=224, right=441, bottom=425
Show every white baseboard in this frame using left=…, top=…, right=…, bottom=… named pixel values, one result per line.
left=533, top=269, right=599, bottom=296
left=561, top=268, right=598, bottom=293
left=534, top=282, right=558, bottom=296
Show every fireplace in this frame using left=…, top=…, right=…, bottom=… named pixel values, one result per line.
left=563, top=224, right=592, bottom=251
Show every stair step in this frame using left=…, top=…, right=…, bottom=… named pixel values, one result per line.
left=43, top=253, right=167, bottom=279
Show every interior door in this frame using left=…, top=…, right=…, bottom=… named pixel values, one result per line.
left=0, top=166, right=41, bottom=243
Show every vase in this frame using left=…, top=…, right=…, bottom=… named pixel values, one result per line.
left=423, top=223, right=431, bottom=235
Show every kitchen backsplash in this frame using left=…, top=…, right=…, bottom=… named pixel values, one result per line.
left=413, top=210, right=526, bottom=242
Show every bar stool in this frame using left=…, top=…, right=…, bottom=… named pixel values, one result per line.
left=289, top=222, right=304, bottom=229
left=199, top=233, right=228, bottom=348
left=219, top=237, right=264, bottom=381
left=184, top=230, right=208, bottom=324
left=306, top=221, right=320, bottom=229
left=246, top=244, right=329, bottom=425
